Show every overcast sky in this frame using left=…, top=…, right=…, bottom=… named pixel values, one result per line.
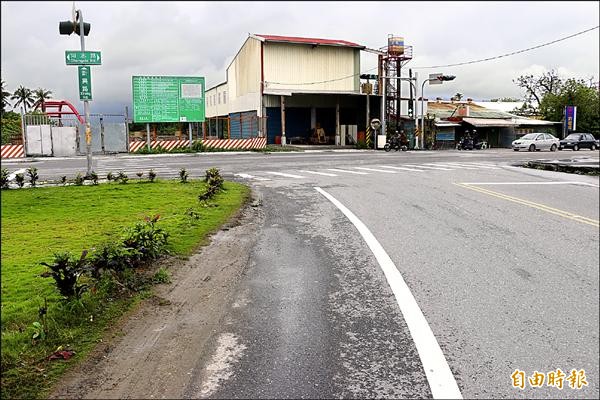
left=2, top=1, right=599, bottom=114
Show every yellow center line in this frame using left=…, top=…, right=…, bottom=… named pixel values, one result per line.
left=455, top=183, right=600, bottom=228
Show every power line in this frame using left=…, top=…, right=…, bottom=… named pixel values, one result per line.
left=265, top=25, right=599, bottom=86
left=412, top=25, right=599, bottom=69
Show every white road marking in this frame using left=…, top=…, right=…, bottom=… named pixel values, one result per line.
left=265, top=171, right=305, bottom=179
left=426, top=163, right=478, bottom=170
left=401, top=164, right=454, bottom=171
left=378, top=165, right=426, bottom=172
left=315, top=187, right=462, bottom=400
left=354, top=167, right=397, bottom=173
left=460, top=181, right=600, bottom=187
left=326, top=168, right=369, bottom=175
left=299, top=170, right=338, bottom=177
left=447, top=162, right=500, bottom=169
left=7, top=168, right=26, bottom=180
left=234, top=173, right=271, bottom=181
left=459, top=162, right=501, bottom=168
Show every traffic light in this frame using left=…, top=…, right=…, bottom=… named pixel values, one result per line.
left=59, top=20, right=90, bottom=36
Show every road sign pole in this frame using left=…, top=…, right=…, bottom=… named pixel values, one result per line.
left=79, top=10, right=92, bottom=176
left=146, top=123, right=151, bottom=150
left=189, top=122, right=193, bottom=148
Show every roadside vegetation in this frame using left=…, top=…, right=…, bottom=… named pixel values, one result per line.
left=0, top=169, right=250, bottom=399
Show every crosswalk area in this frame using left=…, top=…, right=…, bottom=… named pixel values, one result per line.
left=233, top=162, right=503, bottom=183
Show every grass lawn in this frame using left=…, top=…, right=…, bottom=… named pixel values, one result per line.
left=0, top=179, right=249, bottom=399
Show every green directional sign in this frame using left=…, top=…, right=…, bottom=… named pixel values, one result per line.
left=78, top=66, right=92, bottom=100
left=132, top=76, right=205, bottom=123
left=65, top=50, right=102, bottom=65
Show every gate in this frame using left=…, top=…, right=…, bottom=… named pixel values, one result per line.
left=22, top=113, right=128, bottom=157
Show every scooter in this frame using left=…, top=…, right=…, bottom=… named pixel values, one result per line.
left=456, top=137, right=474, bottom=150
left=384, top=135, right=408, bottom=152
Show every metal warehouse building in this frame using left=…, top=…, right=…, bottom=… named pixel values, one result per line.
left=205, top=34, right=381, bottom=146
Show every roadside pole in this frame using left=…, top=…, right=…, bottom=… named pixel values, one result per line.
left=189, top=122, right=193, bottom=148
left=146, top=123, right=151, bottom=150
left=78, top=10, right=92, bottom=176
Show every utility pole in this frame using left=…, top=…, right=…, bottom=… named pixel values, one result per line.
left=79, top=10, right=92, bottom=176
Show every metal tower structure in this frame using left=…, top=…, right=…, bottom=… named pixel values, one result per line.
left=378, top=35, right=413, bottom=134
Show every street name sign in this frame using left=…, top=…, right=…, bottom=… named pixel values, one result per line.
left=78, top=66, right=92, bottom=100
left=65, top=50, right=102, bottom=65
left=132, top=76, right=205, bottom=123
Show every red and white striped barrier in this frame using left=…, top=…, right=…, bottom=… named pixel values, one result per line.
left=1, top=144, right=25, bottom=159
left=129, top=137, right=266, bottom=153
left=203, top=137, right=266, bottom=150
left=129, top=139, right=190, bottom=153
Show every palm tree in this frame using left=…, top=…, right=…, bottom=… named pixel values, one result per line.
left=1, top=79, right=11, bottom=115
left=32, top=88, right=53, bottom=111
left=454, top=92, right=464, bottom=101
left=11, top=85, right=34, bottom=113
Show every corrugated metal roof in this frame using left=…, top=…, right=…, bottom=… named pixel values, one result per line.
left=427, top=101, right=515, bottom=119
left=462, top=118, right=516, bottom=127
left=255, top=34, right=364, bottom=49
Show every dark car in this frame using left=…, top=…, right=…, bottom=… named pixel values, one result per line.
left=558, top=133, right=599, bottom=151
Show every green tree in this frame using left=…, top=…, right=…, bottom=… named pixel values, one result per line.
left=453, top=92, right=463, bottom=101
left=10, top=85, right=34, bottom=113
left=513, top=69, right=562, bottom=111
left=1, top=111, right=22, bottom=145
left=32, top=88, right=53, bottom=111
left=1, top=79, right=11, bottom=115
left=539, top=78, right=599, bottom=135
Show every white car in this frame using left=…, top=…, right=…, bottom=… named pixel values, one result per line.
left=512, top=133, right=559, bottom=152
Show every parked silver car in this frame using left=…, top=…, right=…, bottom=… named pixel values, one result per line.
left=512, top=133, right=559, bottom=152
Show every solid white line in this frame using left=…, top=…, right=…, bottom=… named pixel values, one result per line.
left=401, top=164, right=454, bottom=171
left=354, top=166, right=397, bottom=173
left=314, top=187, right=462, bottom=399
left=461, top=181, right=600, bottom=187
left=265, top=171, right=305, bottom=179
left=326, top=168, right=369, bottom=175
left=447, top=163, right=500, bottom=169
left=299, top=170, right=338, bottom=177
left=426, top=163, right=478, bottom=170
left=379, top=165, right=426, bottom=172
left=7, top=168, right=26, bottom=180
left=234, top=173, right=271, bottom=181
left=459, top=162, right=501, bottom=168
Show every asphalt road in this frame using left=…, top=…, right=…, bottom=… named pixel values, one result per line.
left=4, top=149, right=599, bottom=398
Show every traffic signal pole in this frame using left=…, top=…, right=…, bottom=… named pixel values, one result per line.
left=79, top=10, right=92, bottom=176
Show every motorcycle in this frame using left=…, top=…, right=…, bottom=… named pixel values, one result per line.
left=456, top=137, right=474, bottom=150
left=384, top=135, right=408, bottom=152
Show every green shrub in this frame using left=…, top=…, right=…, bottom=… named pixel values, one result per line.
left=74, top=172, right=84, bottom=186
left=191, top=140, right=205, bottom=152
left=179, top=168, right=189, bottom=184
left=199, top=168, right=224, bottom=201
left=1, top=168, right=9, bottom=189
left=116, top=171, right=128, bottom=184
left=148, top=169, right=157, bottom=182
left=60, top=175, right=67, bottom=185
left=89, top=171, right=99, bottom=185
left=15, top=173, right=25, bottom=188
left=26, top=167, right=39, bottom=187
left=121, top=215, right=169, bottom=264
left=88, top=242, right=136, bottom=279
left=152, top=267, right=171, bottom=284
left=106, top=172, right=115, bottom=182
left=40, top=251, right=90, bottom=299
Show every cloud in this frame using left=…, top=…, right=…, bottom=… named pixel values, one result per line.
left=2, top=1, right=598, bottom=112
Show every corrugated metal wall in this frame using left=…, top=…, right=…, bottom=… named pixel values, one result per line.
left=263, top=43, right=360, bottom=93
left=229, top=111, right=258, bottom=139
left=227, top=37, right=261, bottom=115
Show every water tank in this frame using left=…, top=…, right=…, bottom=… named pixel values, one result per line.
left=388, top=36, right=404, bottom=56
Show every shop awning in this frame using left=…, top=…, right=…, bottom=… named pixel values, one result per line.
left=462, top=118, right=516, bottom=127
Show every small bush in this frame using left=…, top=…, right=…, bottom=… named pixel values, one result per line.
left=74, top=172, right=85, bottom=186
left=40, top=251, right=90, bottom=299
left=199, top=167, right=224, bottom=201
left=122, top=215, right=169, bottom=264
left=136, top=171, right=144, bottom=180
left=1, top=168, right=9, bottom=189
left=355, top=140, right=368, bottom=149
left=27, top=167, right=39, bottom=187
left=116, top=171, right=128, bottom=184
left=15, top=173, right=25, bottom=188
left=106, top=172, right=115, bottom=182
left=191, top=140, right=205, bottom=152
left=60, top=175, right=67, bottom=185
left=89, top=171, right=99, bottom=185
left=179, top=168, right=189, bottom=184
left=88, top=242, right=135, bottom=279
left=152, top=267, right=171, bottom=284
left=148, top=169, right=157, bottom=182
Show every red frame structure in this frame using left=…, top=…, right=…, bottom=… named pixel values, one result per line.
left=36, top=100, right=84, bottom=124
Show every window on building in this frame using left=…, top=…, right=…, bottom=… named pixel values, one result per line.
left=223, top=91, right=227, bottom=104
left=218, top=93, right=221, bottom=104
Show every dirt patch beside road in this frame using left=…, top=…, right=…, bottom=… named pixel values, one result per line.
left=49, top=193, right=263, bottom=399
